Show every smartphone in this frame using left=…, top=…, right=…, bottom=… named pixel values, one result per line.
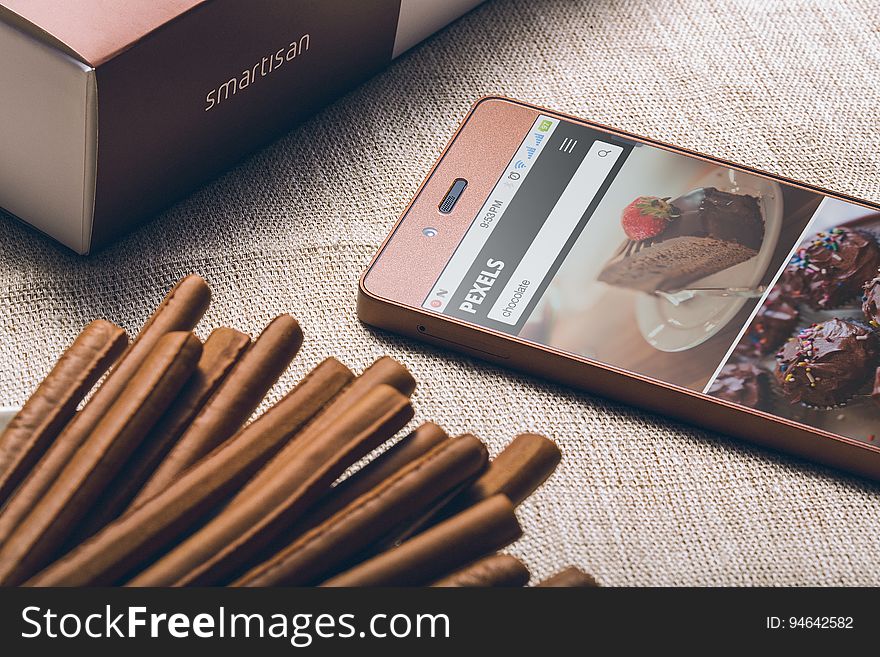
left=359, top=96, right=880, bottom=479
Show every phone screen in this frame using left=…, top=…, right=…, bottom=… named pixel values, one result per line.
left=422, top=114, right=880, bottom=444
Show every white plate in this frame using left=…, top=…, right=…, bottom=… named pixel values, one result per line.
left=635, top=169, right=784, bottom=352
left=0, top=407, right=16, bottom=432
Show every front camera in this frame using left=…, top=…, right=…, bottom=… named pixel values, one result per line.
left=423, top=227, right=438, bottom=237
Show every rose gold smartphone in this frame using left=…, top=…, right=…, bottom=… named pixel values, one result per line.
left=359, top=97, right=880, bottom=479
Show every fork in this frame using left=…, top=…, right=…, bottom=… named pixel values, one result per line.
left=654, top=285, right=768, bottom=306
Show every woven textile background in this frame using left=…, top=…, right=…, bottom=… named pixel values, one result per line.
left=2, top=0, right=879, bottom=585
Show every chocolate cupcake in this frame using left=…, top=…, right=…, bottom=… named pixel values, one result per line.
left=732, top=337, right=762, bottom=361
left=862, top=272, right=880, bottom=328
left=742, top=289, right=800, bottom=356
left=775, top=318, right=878, bottom=407
left=781, top=227, right=880, bottom=309
left=708, top=362, right=769, bottom=408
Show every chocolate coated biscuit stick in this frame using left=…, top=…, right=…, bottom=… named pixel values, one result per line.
left=183, top=358, right=420, bottom=577
left=75, top=327, right=251, bottom=537
left=288, top=422, right=449, bottom=537
left=131, top=315, right=302, bottom=506
left=238, top=356, right=415, bottom=488
left=133, top=383, right=414, bottom=586
left=0, top=332, right=202, bottom=585
left=0, top=275, right=210, bottom=544
left=378, top=432, right=560, bottom=549
left=322, top=494, right=522, bottom=587
left=0, top=320, right=128, bottom=505
left=235, top=434, right=487, bottom=586
left=536, top=566, right=599, bottom=587
left=29, top=358, right=353, bottom=586
left=431, top=554, right=530, bottom=587
left=448, top=433, right=561, bottom=509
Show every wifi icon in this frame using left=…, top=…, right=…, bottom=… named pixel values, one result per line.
left=514, top=160, right=527, bottom=169
left=525, top=146, right=537, bottom=159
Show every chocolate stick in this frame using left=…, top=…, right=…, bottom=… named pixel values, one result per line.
left=0, top=275, right=210, bottom=544
left=144, top=356, right=415, bottom=581
left=131, top=315, right=302, bottom=506
left=444, top=433, right=561, bottom=510
left=132, top=382, right=414, bottom=586
left=244, top=355, right=416, bottom=478
left=288, top=422, right=449, bottom=537
left=73, top=327, right=251, bottom=539
left=28, top=358, right=354, bottom=586
left=0, top=320, right=128, bottom=505
left=386, top=433, right=561, bottom=546
left=235, top=434, right=488, bottom=586
left=431, top=554, right=530, bottom=587
left=535, top=567, right=599, bottom=587
left=219, top=356, right=415, bottom=501
left=0, top=332, right=202, bottom=585
left=321, top=494, right=522, bottom=587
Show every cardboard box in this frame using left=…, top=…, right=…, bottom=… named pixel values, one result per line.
left=0, top=0, right=483, bottom=253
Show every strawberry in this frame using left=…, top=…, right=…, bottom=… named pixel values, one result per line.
left=621, top=196, right=676, bottom=241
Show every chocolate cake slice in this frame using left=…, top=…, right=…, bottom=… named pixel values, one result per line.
left=598, top=187, right=764, bottom=293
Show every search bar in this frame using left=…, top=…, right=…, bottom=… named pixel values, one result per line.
left=487, top=140, right=623, bottom=326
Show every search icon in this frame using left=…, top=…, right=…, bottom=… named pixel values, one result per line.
left=597, top=149, right=611, bottom=158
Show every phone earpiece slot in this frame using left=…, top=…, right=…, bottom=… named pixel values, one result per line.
left=439, top=178, right=468, bottom=214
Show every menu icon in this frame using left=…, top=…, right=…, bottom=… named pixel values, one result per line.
left=559, top=137, right=578, bottom=154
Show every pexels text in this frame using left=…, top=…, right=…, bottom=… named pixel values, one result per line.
left=458, top=259, right=505, bottom=314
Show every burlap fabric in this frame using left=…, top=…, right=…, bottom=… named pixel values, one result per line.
left=1, top=0, right=879, bottom=585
